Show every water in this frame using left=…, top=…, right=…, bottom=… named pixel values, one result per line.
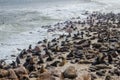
left=0, top=0, right=120, bottom=60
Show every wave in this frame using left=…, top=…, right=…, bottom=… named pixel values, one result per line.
left=0, top=0, right=108, bottom=43
left=92, top=0, right=120, bottom=7
left=0, top=0, right=118, bottom=59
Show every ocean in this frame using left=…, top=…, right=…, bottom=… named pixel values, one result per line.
left=0, top=0, right=120, bottom=61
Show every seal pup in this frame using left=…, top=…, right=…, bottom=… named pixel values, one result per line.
left=59, top=57, right=67, bottom=66
left=45, top=49, right=54, bottom=61
left=50, top=61, right=60, bottom=67
left=27, top=44, right=33, bottom=52
left=14, top=65, right=29, bottom=80
left=92, top=52, right=108, bottom=65
left=107, top=53, right=113, bottom=64
left=16, top=57, right=20, bottom=66
left=19, top=49, right=27, bottom=59
left=46, top=54, right=54, bottom=62
left=39, top=65, right=47, bottom=73
left=37, top=54, right=44, bottom=65
left=67, top=50, right=74, bottom=60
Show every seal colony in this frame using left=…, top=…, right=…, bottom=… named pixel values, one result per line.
left=0, top=11, right=120, bottom=80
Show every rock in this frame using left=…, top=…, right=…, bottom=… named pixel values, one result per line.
left=63, top=66, right=77, bottom=79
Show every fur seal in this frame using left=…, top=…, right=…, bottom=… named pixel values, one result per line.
left=59, top=57, right=67, bottom=66
left=39, top=65, right=47, bottom=73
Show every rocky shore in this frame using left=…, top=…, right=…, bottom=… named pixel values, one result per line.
left=0, top=12, right=120, bottom=80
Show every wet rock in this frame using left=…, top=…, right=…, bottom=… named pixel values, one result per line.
left=63, top=66, right=77, bottom=79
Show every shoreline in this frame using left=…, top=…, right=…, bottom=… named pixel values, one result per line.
left=0, top=11, right=120, bottom=80
left=0, top=12, right=86, bottom=60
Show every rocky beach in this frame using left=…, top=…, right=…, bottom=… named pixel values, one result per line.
left=0, top=12, right=120, bottom=80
